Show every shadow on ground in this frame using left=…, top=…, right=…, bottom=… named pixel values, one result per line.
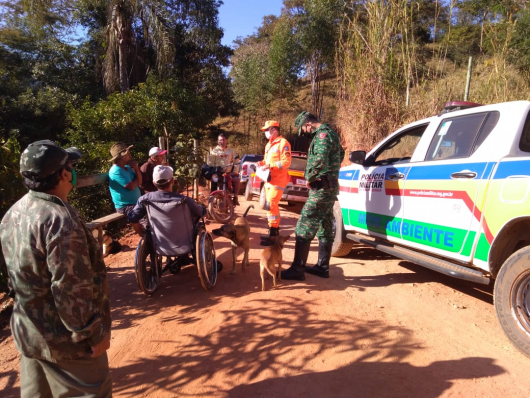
left=107, top=295, right=504, bottom=397
left=338, top=245, right=494, bottom=304
left=226, top=356, right=503, bottom=397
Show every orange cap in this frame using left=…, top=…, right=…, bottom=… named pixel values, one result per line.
left=260, top=120, right=280, bottom=130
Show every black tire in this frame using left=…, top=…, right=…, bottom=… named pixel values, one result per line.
left=259, top=185, right=266, bottom=210
left=208, top=191, right=234, bottom=224
left=494, top=246, right=530, bottom=358
left=134, top=235, right=162, bottom=295
left=196, top=228, right=218, bottom=290
left=331, top=202, right=353, bottom=257
left=244, top=179, right=254, bottom=201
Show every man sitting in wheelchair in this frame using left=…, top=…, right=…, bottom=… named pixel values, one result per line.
left=128, top=165, right=206, bottom=271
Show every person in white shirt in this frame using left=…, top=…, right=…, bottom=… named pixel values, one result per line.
left=209, top=133, right=240, bottom=206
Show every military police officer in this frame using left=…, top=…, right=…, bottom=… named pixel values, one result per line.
left=282, top=112, right=345, bottom=280
left=0, top=141, right=112, bottom=397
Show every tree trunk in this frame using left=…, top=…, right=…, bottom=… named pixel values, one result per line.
left=118, top=39, right=129, bottom=92
left=112, top=3, right=130, bottom=92
left=308, top=52, right=323, bottom=119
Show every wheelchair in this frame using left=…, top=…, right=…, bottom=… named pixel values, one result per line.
left=134, top=199, right=221, bottom=295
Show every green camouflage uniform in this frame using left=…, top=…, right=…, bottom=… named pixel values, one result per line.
left=295, top=124, right=345, bottom=243
left=0, top=191, right=111, bottom=362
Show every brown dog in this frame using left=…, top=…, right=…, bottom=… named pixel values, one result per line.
left=212, top=205, right=253, bottom=274
left=92, top=230, right=122, bottom=258
left=260, top=235, right=290, bottom=291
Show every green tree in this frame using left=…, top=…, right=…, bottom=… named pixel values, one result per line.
left=230, top=36, right=273, bottom=123
left=268, top=13, right=303, bottom=121
left=286, top=0, right=346, bottom=117
left=67, top=75, right=213, bottom=168
left=230, top=12, right=301, bottom=127
left=0, top=0, right=99, bottom=146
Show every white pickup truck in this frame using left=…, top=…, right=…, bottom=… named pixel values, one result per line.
left=333, top=100, right=530, bottom=357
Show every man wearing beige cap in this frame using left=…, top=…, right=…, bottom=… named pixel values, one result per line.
left=140, top=146, right=167, bottom=192
left=129, top=165, right=206, bottom=237
left=108, top=142, right=142, bottom=217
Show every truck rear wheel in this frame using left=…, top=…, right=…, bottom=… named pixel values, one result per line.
left=494, top=246, right=530, bottom=358
left=244, top=179, right=253, bottom=201
left=259, top=185, right=266, bottom=210
left=331, top=203, right=353, bottom=257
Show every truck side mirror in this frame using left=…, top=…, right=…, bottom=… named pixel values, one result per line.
left=349, top=150, right=366, bottom=165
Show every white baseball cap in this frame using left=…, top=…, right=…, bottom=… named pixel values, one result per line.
left=149, top=147, right=167, bottom=157
left=153, top=165, right=174, bottom=184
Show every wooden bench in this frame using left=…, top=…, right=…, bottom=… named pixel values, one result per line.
left=77, top=173, right=126, bottom=246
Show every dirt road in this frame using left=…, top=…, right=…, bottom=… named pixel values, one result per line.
left=1, top=197, right=529, bottom=397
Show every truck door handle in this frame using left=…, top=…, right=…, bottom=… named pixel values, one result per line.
left=388, top=172, right=405, bottom=180
left=451, top=171, right=477, bottom=179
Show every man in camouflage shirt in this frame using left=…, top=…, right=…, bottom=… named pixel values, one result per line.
left=0, top=140, right=112, bottom=397
left=282, top=112, right=345, bottom=280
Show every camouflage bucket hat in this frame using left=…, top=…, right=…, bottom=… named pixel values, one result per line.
left=20, top=140, right=82, bottom=180
left=294, top=111, right=310, bottom=136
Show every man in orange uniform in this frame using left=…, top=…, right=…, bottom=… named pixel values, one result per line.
left=258, top=120, right=292, bottom=246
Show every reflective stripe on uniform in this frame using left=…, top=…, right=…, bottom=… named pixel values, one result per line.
left=276, top=161, right=282, bottom=169
left=274, top=186, right=285, bottom=191
left=268, top=215, right=280, bottom=220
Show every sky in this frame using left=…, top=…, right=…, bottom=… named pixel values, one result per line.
left=218, top=0, right=285, bottom=47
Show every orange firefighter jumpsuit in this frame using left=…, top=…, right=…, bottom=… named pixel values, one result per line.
left=258, top=136, right=292, bottom=228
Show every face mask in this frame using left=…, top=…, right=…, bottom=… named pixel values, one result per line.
left=70, top=168, right=77, bottom=188
left=265, top=130, right=272, bottom=140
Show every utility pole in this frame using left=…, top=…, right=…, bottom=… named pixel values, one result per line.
left=464, top=56, right=473, bottom=101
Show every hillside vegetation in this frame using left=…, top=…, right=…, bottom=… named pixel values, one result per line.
left=217, top=57, right=529, bottom=157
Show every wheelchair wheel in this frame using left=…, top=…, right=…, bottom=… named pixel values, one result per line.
left=195, top=228, right=218, bottom=290
left=135, top=234, right=162, bottom=295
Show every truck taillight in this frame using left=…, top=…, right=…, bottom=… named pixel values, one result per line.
left=242, top=165, right=248, bottom=175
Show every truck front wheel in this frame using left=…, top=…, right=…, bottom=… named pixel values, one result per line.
left=494, top=246, right=530, bottom=358
left=331, top=203, right=353, bottom=257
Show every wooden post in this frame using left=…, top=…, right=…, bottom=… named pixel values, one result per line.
left=406, top=73, right=411, bottom=108
left=464, top=56, right=473, bottom=101
left=193, top=139, right=199, bottom=200
left=159, top=136, right=167, bottom=164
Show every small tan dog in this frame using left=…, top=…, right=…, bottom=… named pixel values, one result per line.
left=260, top=235, right=289, bottom=291
left=212, top=205, right=253, bottom=274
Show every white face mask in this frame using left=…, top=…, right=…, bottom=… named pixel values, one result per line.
left=265, top=130, right=272, bottom=140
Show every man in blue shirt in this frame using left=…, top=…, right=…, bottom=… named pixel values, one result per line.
left=108, top=142, right=142, bottom=217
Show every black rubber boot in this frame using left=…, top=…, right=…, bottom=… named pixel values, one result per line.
left=260, top=227, right=272, bottom=241
left=305, top=240, right=331, bottom=278
left=260, top=227, right=279, bottom=246
left=281, top=237, right=310, bottom=280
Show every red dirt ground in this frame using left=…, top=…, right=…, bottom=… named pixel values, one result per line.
left=1, top=196, right=530, bottom=397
